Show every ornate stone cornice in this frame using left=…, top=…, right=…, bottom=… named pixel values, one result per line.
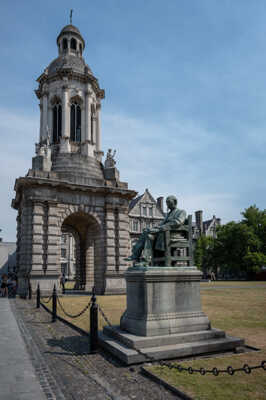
left=12, top=176, right=137, bottom=209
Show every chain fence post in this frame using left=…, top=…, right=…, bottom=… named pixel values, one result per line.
left=90, top=286, right=98, bottom=353
left=36, top=283, right=40, bottom=308
left=52, top=284, right=57, bottom=323
left=28, top=280, right=32, bottom=300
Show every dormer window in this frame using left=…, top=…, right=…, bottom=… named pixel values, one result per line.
left=70, top=101, right=81, bottom=142
left=62, top=38, right=68, bottom=50
left=70, top=38, right=77, bottom=50
left=52, top=101, right=62, bottom=143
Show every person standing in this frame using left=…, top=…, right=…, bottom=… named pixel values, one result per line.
left=1, top=274, right=8, bottom=297
left=60, top=273, right=65, bottom=292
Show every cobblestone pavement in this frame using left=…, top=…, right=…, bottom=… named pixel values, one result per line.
left=11, top=298, right=181, bottom=400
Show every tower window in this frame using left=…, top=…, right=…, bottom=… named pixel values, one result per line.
left=70, top=102, right=81, bottom=142
left=62, top=38, right=68, bottom=50
left=70, top=38, right=77, bottom=50
left=52, top=102, right=62, bottom=143
left=79, top=43, right=82, bottom=53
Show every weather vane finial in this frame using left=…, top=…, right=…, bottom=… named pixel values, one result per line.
left=70, top=9, right=73, bottom=24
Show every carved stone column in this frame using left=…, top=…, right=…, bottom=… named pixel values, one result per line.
left=96, top=103, right=101, bottom=152
left=117, top=206, right=131, bottom=269
left=105, top=204, right=116, bottom=273
left=42, top=92, right=48, bottom=141
left=85, top=91, right=91, bottom=142
left=16, top=209, right=21, bottom=274
left=60, top=86, right=70, bottom=153
left=92, top=109, right=97, bottom=145
left=81, top=101, right=86, bottom=143
left=31, top=202, right=46, bottom=281
left=17, top=200, right=33, bottom=297
left=104, top=202, right=129, bottom=293
left=46, top=202, right=61, bottom=277
left=81, top=91, right=92, bottom=156
left=39, top=101, right=43, bottom=142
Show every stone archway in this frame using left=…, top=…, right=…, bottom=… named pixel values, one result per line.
left=61, top=211, right=102, bottom=291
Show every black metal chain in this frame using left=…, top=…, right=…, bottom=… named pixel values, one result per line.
left=41, top=295, right=53, bottom=304
left=98, top=305, right=266, bottom=377
left=56, top=295, right=91, bottom=319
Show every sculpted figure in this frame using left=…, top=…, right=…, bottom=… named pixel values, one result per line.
left=126, top=195, right=186, bottom=264
left=104, top=149, right=116, bottom=168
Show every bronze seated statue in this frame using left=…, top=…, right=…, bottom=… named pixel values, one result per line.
left=126, top=195, right=193, bottom=267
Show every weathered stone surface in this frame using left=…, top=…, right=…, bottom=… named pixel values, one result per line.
left=101, top=266, right=245, bottom=364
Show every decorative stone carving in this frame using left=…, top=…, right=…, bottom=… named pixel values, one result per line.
left=104, top=149, right=116, bottom=169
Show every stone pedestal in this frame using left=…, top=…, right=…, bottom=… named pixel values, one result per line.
left=121, top=266, right=210, bottom=336
left=100, top=266, right=244, bottom=364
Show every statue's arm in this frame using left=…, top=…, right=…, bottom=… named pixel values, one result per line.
left=159, top=210, right=186, bottom=231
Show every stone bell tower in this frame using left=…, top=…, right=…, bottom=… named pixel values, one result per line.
left=12, top=23, right=137, bottom=296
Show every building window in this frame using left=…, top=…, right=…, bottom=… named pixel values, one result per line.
left=62, top=38, right=68, bottom=50
left=61, top=263, right=67, bottom=274
left=79, top=43, right=82, bottom=53
left=143, top=206, right=147, bottom=216
left=133, top=220, right=138, bottom=232
left=149, top=207, right=153, bottom=217
left=61, top=248, right=66, bottom=258
left=70, top=38, right=77, bottom=50
left=70, top=102, right=81, bottom=142
left=61, top=235, right=67, bottom=244
left=52, top=102, right=62, bottom=143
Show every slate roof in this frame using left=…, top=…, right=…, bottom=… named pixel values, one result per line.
left=129, top=193, right=144, bottom=210
left=48, top=54, right=92, bottom=76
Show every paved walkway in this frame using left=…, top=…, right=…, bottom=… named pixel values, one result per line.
left=201, top=284, right=266, bottom=290
left=0, top=298, right=46, bottom=400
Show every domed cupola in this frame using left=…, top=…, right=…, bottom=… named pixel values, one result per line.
left=57, top=24, right=85, bottom=57
left=34, top=21, right=105, bottom=183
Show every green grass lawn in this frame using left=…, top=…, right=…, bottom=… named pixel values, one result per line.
left=148, top=286, right=266, bottom=400
left=41, top=282, right=266, bottom=400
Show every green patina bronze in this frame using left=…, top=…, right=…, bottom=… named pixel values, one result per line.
left=125, top=195, right=193, bottom=267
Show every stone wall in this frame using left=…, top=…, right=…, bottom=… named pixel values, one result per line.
left=13, top=176, right=135, bottom=296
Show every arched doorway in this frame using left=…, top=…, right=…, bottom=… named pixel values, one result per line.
left=61, top=211, right=102, bottom=291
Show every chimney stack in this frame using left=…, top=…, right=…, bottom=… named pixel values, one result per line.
left=195, top=210, right=203, bottom=235
left=157, top=197, right=164, bottom=213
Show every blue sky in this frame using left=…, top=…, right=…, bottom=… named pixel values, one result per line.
left=1, top=0, right=266, bottom=241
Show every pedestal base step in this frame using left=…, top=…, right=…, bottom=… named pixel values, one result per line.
left=99, top=326, right=244, bottom=365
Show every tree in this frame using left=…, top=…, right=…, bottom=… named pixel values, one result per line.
left=242, top=205, right=266, bottom=254
left=194, top=236, right=215, bottom=276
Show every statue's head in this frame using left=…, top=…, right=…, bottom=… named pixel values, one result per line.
left=166, top=195, right=177, bottom=210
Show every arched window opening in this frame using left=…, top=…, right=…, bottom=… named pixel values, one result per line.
left=70, top=102, right=81, bottom=142
left=79, top=43, right=82, bottom=53
left=71, top=38, right=77, bottom=50
left=62, top=38, right=68, bottom=50
left=53, top=102, right=62, bottom=143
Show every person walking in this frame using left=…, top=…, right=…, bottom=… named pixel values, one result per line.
left=60, top=273, right=65, bottom=292
left=1, top=274, right=8, bottom=297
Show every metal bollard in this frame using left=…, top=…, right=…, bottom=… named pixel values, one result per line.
left=28, top=281, right=32, bottom=300
left=52, top=284, right=57, bottom=323
left=36, top=283, right=40, bottom=308
left=90, top=286, right=98, bottom=353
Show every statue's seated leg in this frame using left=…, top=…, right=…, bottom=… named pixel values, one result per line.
left=141, top=234, right=155, bottom=264
left=125, top=231, right=148, bottom=261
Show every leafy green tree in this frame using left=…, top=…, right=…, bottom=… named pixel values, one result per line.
left=194, top=205, right=266, bottom=279
left=194, top=236, right=215, bottom=276
left=242, top=205, right=266, bottom=254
